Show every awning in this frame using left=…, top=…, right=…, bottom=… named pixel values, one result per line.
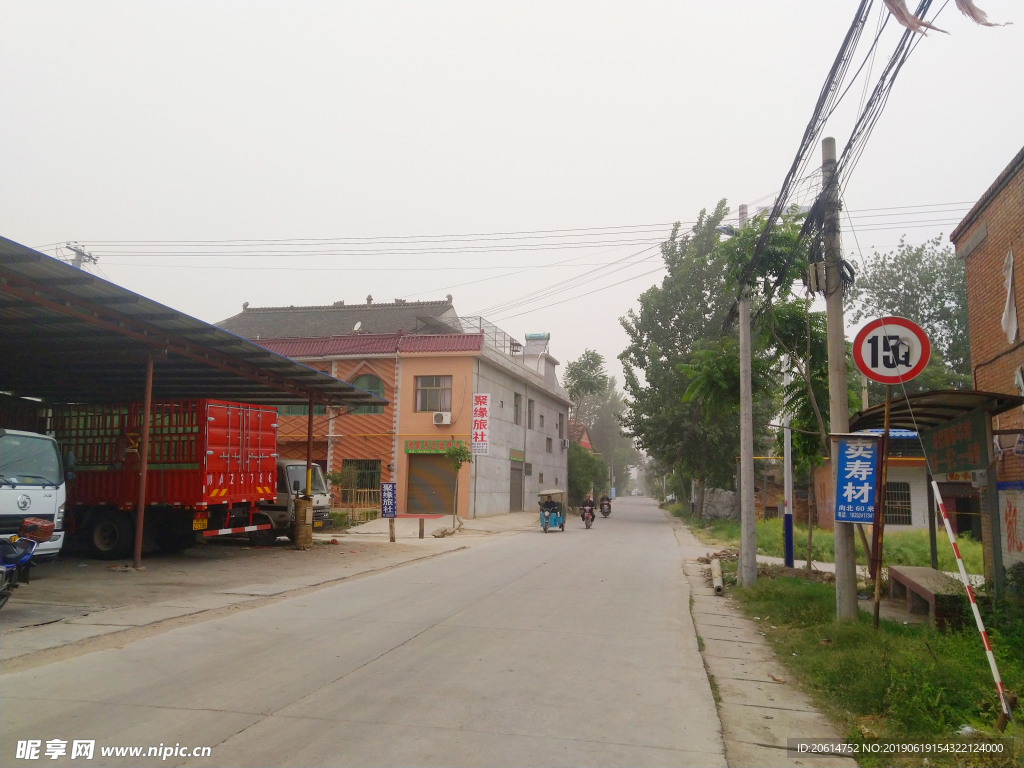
left=0, top=236, right=388, bottom=408
left=849, top=389, right=1023, bottom=432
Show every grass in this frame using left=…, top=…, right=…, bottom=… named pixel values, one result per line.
left=666, top=503, right=984, bottom=574
left=731, top=577, right=1023, bottom=766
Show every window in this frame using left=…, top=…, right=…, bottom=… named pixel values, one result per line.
left=351, top=374, right=385, bottom=415
left=278, top=404, right=326, bottom=416
left=415, top=376, right=452, bottom=412
left=885, top=482, right=912, bottom=526
left=539, top=414, right=545, bottom=428
left=338, top=459, right=382, bottom=503
left=528, top=399, right=535, bottom=429
left=539, top=472, right=544, bottom=484
left=524, top=462, right=532, bottom=476
left=513, top=393, right=522, bottom=425
left=558, top=413, right=565, bottom=439
left=546, top=437, right=552, bottom=453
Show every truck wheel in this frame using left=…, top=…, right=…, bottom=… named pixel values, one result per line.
left=248, top=528, right=279, bottom=546
left=86, top=510, right=133, bottom=560
left=156, top=529, right=196, bottom=553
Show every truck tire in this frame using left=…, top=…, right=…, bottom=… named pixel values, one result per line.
left=86, top=509, right=133, bottom=560
left=248, top=528, right=279, bottom=546
left=156, top=529, right=197, bottom=553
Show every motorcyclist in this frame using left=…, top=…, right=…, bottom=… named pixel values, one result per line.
left=541, top=495, right=560, bottom=517
left=581, top=493, right=596, bottom=522
left=599, top=492, right=611, bottom=507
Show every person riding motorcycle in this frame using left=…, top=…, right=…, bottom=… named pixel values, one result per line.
left=599, top=492, right=611, bottom=506
left=580, top=494, right=597, bottom=524
left=541, top=495, right=560, bottom=517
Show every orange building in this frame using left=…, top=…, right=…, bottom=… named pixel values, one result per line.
left=218, top=301, right=571, bottom=517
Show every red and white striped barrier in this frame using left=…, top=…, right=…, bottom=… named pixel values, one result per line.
left=202, top=524, right=272, bottom=538
left=931, top=480, right=1011, bottom=718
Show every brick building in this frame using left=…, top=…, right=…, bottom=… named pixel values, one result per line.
left=218, top=300, right=571, bottom=518
left=950, top=146, right=1024, bottom=581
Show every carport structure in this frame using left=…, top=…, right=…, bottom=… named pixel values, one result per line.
left=0, top=235, right=387, bottom=566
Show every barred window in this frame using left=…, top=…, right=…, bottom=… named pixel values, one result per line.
left=351, top=374, right=385, bottom=415
left=885, top=482, right=913, bottom=526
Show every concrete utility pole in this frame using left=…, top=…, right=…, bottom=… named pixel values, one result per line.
left=66, top=242, right=96, bottom=270
left=782, top=355, right=795, bottom=568
left=737, top=203, right=757, bottom=587
left=822, top=138, right=857, bottom=619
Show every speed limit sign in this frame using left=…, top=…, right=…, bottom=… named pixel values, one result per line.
left=853, top=316, right=931, bottom=385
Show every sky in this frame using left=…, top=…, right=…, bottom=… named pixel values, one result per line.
left=2, top=0, right=1021, bottom=388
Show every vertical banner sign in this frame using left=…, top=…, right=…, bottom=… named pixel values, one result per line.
left=471, top=394, right=490, bottom=455
left=381, top=482, right=397, bottom=518
left=834, top=436, right=879, bottom=523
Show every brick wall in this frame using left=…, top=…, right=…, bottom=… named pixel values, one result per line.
left=952, top=148, right=1024, bottom=578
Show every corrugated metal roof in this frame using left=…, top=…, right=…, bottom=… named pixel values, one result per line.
left=256, top=333, right=484, bottom=358
left=0, top=236, right=387, bottom=408
left=849, top=390, right=1023, bottom=432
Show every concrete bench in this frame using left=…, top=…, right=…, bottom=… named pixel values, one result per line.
left=888, top=566, right=965, bottom=630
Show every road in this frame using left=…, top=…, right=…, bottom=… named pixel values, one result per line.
left=1, top=497, right=724, bottom=767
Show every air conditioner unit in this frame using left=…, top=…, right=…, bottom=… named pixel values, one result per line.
left=433, top=412, right=452, bottom=426
left=560, top=438, right=570, bottom=449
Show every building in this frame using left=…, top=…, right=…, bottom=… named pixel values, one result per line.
left=567, top=421, right=593, bottom=450
left=217, top=302, right=571, bottom=518
left=950, top=146, right=1024, bottom=578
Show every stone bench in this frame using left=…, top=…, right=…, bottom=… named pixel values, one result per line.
left=888, top=566, right=966, bottom=630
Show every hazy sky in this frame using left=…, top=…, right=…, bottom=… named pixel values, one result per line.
left=2, top=1, right=1020, bottom=386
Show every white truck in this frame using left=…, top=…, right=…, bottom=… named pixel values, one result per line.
left=0, top=428, right=67, bottom=561
left=251, top=458, right=333, bottom=544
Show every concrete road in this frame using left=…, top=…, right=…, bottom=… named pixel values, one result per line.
left=1, top=497, right=724, bottom=767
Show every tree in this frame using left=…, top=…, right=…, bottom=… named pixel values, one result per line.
left=563, top=349, right=608, bottom=426
left=567, top=442, right=607, bottom=506
left=847, top=235, right=970, bottom=385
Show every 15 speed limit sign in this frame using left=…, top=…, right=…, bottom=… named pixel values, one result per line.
left=853, top=316, right=931, bottom=385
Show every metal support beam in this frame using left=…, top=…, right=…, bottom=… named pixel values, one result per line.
left=133, top=353, right=154, bottom=569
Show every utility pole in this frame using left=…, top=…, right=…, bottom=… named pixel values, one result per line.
left=782, top=355, right=795, bottom=568
left=737, top=203, right=757, bottom=587
left=65, top=242, right=97, bottom=270
left=822, top=138, right=857, bottom=619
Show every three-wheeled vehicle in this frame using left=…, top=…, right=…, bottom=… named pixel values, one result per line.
left=537, top=488, right=566, bottom=533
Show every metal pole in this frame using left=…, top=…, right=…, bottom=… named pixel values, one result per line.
left=783, top=355, right=794, bottom=567
left=822, top=137, right=857, bottom=620
left=872, top=385, right=892, bottom=630
left=133, top=353, right=153, bottom=569
left=306, top=395, right=314, bottom=498
left=927, top=474, right=938, bottom=570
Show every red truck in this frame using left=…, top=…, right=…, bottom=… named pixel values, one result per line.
left=51, top=399, right=283, bottom=558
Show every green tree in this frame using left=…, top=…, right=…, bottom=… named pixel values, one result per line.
left=567, top=442, right=607, bottom=506
left=847, top=235, right=970, bottom=384
left=563, top=349, right=608, bottom=426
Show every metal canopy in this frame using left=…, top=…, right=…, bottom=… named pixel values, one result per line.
left=849, top=389, right=1023, bottom=432
left=0, top=236, right=388, bottom=408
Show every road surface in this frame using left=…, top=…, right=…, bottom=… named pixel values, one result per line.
left=1, top=497, right=724, bottom=767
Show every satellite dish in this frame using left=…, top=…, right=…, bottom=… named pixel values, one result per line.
left=353, top=321, right=362, bottom=332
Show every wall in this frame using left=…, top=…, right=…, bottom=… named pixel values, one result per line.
left=472, top=356, right=570, bottom=517
left=395, top=353, right=475, bottom=516
left=329, top=356, right=397, bottom=485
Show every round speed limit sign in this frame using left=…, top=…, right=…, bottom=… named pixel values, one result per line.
left=853, top=316, right=931, bottom=385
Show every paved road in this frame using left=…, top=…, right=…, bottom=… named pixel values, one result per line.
left=1, top=497, right=724, bottom=767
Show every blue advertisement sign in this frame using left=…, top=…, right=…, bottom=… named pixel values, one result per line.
left=609, top=487, right=616, bottom=500
left=381, top=482, right=397, bottom=519
left=834, top=436, right=879, bottom=523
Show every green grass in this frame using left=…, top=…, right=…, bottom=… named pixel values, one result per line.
left=668, top=503, right=984, bottom=574
left=328, top=511, right=350, bottom=530
left=733, top=577, right=1023, bottom=766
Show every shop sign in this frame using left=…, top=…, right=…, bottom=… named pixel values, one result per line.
left=510, top=449, right=525, bottom=463
left=404, top=439, right=464, bottom=454
left=381, top=482, right=396, bottom=518
left=920, top=408, right=989, bottom=475
left=471, top=393, right=490, bottom=456
left=834, top=435, right=879, bottom=523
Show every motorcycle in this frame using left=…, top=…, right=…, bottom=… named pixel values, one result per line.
left=600, top=500, right=611, bottom=517
left=0, top=517, right=52, bottom=610
left=582, top=507, right=595, bottom=529
left=1, top=536, right=38, bottom=610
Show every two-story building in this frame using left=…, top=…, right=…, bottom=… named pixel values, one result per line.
left=217, top=299, right=571, bottom=517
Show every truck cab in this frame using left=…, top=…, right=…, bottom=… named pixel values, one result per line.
left=0, top=429, right=66, bottom=561
left=252, top=459, right=332, bottom=543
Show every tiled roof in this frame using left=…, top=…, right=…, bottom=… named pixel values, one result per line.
left=255, top=333, right=484, bottom=358
left=216, top=299, right=455, bottom=339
